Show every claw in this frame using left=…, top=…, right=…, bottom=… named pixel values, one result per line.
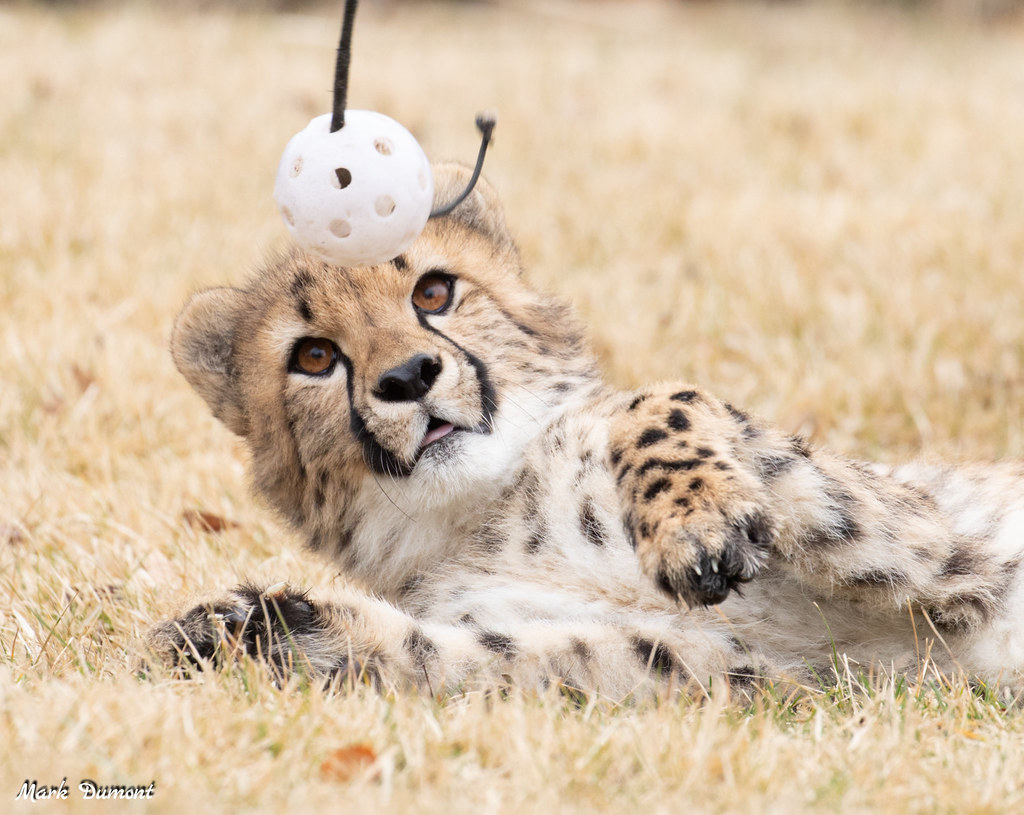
left=212, top=606, right=250, bottom=626
left=711, top=558, right=719, bottom=574
left=693, top=564, right=703, bottom=577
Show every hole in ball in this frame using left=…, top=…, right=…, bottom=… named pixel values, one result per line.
left=329, top=219, right=352, bottom=239
left=334, top=167, right=352, bottom=189
left=290, top=157, right=303, bottom=178
left=374, top=137, right=394, bottom=156
left=281, top=206, right=295, bottom=226
left=375, top=195, right=396, bottom=218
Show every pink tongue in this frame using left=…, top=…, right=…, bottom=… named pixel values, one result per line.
left=422, top=422, right=455, bottom=448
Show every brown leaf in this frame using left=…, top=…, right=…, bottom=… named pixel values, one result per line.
left=1, top=524, right=25, bottom=546
left=319, top=744, right=378, bottom=782
left=182, top=509, right=241, bottom=534
left=71, top=364, right=96, bottom=394
left=41, top=397, right=64, bottom=415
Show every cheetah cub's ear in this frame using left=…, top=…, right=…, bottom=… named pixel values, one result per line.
left=171, top=286, right=249, bottom=437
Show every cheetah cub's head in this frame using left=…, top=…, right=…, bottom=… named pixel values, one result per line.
left=172, top=165, right=595, bottom=525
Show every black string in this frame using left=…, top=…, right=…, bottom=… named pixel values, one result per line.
left=330, top=0, right=359, bottom=133
left=430, top=114, right=497, bottom=218
left=328, top=0, right=496, bottom=212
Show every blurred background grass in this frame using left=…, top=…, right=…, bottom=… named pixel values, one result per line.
left=2, top=0, right=1024, bottom=811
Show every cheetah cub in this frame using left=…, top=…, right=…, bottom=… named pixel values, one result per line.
left=151, top=164, right=1024, bottom=698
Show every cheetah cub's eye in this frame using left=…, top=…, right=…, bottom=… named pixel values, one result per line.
left=289, top=338, right=338, bottom=377
left=412, top=273, right=454, bottom=314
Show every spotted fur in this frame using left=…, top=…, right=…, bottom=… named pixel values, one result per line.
left=149, top=164, right=1024, bottom=698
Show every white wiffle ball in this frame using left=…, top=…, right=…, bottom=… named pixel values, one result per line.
left=274, top=111, right=434, bottom=267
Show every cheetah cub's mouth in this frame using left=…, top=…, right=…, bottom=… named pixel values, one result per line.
left=420, top=416, right=457, bottom=450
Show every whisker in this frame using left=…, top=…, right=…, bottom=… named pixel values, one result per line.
left=372, top=471, right=415, bottom=523
left=510, top=382, right=554, bottom=412
left=496, top=392, right=544, bottom=431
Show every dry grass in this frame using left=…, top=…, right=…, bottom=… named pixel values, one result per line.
left=3, top=0, right=1024, bottom=810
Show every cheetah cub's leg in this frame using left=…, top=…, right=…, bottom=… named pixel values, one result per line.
left=146, top=583, right=750, bottom=698
left=612, top=383, right=1024, bottom=643
left=610, top=385, right=777, bottom=608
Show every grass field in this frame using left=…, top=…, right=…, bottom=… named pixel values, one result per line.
left=3, top=0, right=1024, bottom=811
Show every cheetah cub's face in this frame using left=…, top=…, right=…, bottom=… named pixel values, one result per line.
left=172, top=165, right=592, bottom=523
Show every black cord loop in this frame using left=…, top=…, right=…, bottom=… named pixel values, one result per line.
left=429, top=114, right=497, bottom=218
left=327, top=0, right=496, bottom=212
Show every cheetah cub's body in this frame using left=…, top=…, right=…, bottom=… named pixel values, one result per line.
left=154, top=165, right=1024, bottom=697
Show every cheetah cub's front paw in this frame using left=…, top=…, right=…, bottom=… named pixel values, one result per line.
left=611, top=387, right=777, bottom=607
left=638, top=500, right=774, bottom=608
left=145, top=583, right=321, bottom=678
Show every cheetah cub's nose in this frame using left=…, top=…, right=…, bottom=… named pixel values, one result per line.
left=375, top=354, right=442, bottom=402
